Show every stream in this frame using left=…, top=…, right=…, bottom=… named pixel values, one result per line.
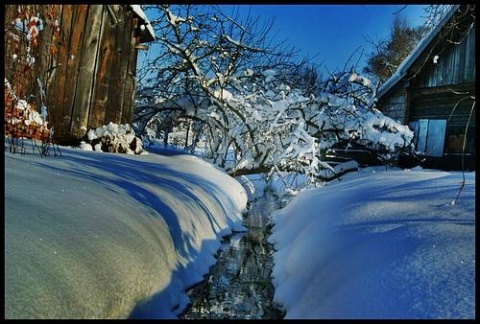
left=179, top=192, right=287, bottom=319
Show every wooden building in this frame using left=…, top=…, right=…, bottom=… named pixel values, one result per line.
left=4, top=5, right=155, bottom=144
left=377, top=5, right=475, bottom=170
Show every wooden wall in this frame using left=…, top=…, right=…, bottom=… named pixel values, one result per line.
left=409, top=83, right=476, bottom=128
left=378, top=6, right=475, bottom=169
left=412, top=23, right=475, bottom=88
left=4, top=5, right=144, bottom=143
left=377, top=82, right=408, bottom=124
left=407, top=17, right=476, bottom=158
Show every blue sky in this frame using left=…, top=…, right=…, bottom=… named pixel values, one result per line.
left=219, top=4, right=428, bottom=74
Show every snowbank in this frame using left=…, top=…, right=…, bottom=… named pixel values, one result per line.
left=269, top=167, right=475, bottom=319
left=4, top=140, right=247, bottom=319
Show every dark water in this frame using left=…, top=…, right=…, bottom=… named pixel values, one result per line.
left=179, top=193, right=286, bottom=319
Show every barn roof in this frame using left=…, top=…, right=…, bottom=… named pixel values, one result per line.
left=377, top=5, right=460, bottom=99
left=130, top=5, right=155, bottom=43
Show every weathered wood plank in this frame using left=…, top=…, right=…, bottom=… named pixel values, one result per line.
left=121, top=15, right=139, bottom=125
left=464, top=26, right=475, bottom=81
left=410, top=82, right=475, bottom=97
left=5, top=4, right=148, bottom=143
left=71, top=5, right=104, bottom=139
left=413, top=24, right=475, bottom=89
left=105, top=5, right=130, bottom=125
left=61, top=5, right=88, bottom=141
left=89, top=5, right=114, bottom=128
left=47, top=4, right=72, bottom=141
left=410, top=90, right=476, bottom=128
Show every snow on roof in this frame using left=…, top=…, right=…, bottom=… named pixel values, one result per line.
left=377, top=5, right=460, bottom=99
left=130, top=5, right=155, bottom=42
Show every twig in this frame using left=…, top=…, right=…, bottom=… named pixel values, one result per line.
left=451, top=99, right=475, bottom=206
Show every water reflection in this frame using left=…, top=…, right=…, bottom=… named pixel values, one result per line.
left=180, top=193, right=285, bottom=319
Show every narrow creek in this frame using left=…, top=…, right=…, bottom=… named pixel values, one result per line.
left=179, top=191, right=287, bottom=319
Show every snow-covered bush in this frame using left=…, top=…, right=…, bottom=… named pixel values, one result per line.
left=133, top=5, right=414, bottom=187
left=317, top=71, right=414, bottom=160
left=137, top=67, right=414, bottom=183
left=81, top=122, right=144, bottom=154
left=213, top=68, right=414, bottom=182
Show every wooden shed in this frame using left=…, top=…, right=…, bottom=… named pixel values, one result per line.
left=4, top=5, right=155, bottom=144
left=377, top=5, right=475, bottom=171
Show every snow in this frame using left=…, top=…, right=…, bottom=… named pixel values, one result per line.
left=130, top=5, right=155, bottom=41
left=213, top=88, right=234, bottom=101
left=5, top=139, right=475, bottom=319
left=81, top=122, right=144, bottom=155
left=5, top=4, right=473, bottom=318
left=268, top=166, right=475, bottom=319
left=4, top=139, right=247, bottom=319
left=348, top=72, right=372, bottom=88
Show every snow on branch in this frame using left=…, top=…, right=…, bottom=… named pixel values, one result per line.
left=134, top=5, right=414, bottom=190
left=221, top=34, right=266, bottom=53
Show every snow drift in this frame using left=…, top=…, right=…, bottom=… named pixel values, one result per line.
left=268, top=167, right=475, bottom=319
left=4, top=140, right=247, bottom=319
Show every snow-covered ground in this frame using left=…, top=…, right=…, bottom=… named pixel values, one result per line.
left=269, top=167, right=475, bottom=319
left=4, top=139, right=247, bottom=319
left=4, top=139, right=475, bottom=319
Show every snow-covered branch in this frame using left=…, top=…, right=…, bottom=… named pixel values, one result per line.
left=134, top=5, right=414, bottom=190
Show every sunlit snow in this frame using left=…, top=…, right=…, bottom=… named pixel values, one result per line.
left=5, top=140, right=247, bottom=319
left=269, top=167, right=475, bottom=319
left=4, top=140, right=475, bottom=319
